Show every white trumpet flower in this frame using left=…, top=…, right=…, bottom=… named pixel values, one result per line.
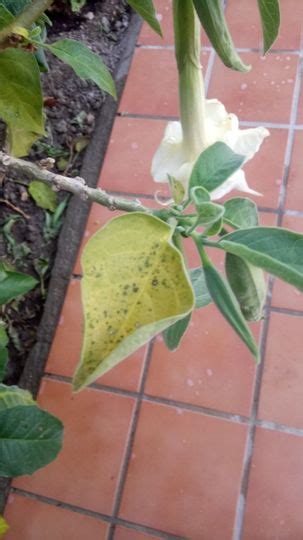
left=151, top=98, right=269, bottom=200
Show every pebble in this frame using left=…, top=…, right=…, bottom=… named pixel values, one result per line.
left=56, top=120, right=68, bottom=133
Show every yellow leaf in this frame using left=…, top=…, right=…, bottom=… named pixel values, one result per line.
left=0, top=516, right=9, bottom=537
left=73, top=213, right=194, bottom=390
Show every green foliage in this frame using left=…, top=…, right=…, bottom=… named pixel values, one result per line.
left=0, top=385, right=63, bottom=477
left=189, top=142, right=245, bottom=194
left=0, top=264, right=37, bottom=306
left=223, top=198, right=259, bottom=229
left=127, top=0, right=162, bottom=37
left=0, top=0, right=30, bottom=16
left=194, top=242, right=259, bottom=360
left=168, top=175, right=185, bottom=205
left=0, top=48, right=45, bottom=156
left=220, top=227, right=303, bottom=291
left=43, top=198, right=69, bottom=241
left=225, top=253, right=266, bottom=322
left=193, top=0, right=250, bottom=72
left=29, top=180, right=58, bottom=212
left=73, top=213, right=194, bottom=390
left=189, top=267, right=212, bottom=309
left=258, top=0, right=280, bottom=53
left=70, top=0, right=86, bottom=13
left=0, top=5, right=13, bottom=30
left=163, top=314, right=191, bottom=351
left=0, top=324, right=8, bottom=383
left=45, top=39, right=117, bottom=99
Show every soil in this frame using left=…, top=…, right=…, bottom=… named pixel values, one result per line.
left=0, top=0, right=131, bottom=384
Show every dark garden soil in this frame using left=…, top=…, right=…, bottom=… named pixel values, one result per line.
left=0, top=0, right=131, bottom=385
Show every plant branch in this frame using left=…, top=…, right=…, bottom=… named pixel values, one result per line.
left=0, top=0, right=53, bottom=43
left=0, top=152, right=151, bottom=214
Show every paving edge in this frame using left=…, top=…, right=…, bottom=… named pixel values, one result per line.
left=0, top=11, right=142, bottom=514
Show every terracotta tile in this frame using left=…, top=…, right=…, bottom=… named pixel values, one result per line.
left=114, top=527, right=159, bottom=540
left=208, top=52, right=297, bottom=123
left=242, top=129, right=287, bottom=209
left=99, top=117, right=168, bottom=195
left=146, top=303, right=259, bottom=416
left=271, top=215, right=303, bottom=311
left=226, top=0, right=303, bottom=50
left=297, top=89, right=303, bottom=124
left=138, top=0, right=174, bottom=46
left=243, top=428, right=303, bottom=539
left=13, top=379, right=135, bottom=514
left=119, top=401, right=247, bottom=539
left=259, top=312, right=303, bottom=428
left=285, top=132, right=303, bottom=212
left=4, top=494, right=108, bottom=540
left=119, top=48, right=209, bottom=117
left=137, top=0, right=210, bottom=47
left=46, top=280, right=146, bottom=392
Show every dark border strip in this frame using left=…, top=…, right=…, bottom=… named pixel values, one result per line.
left=0, top=11, right=143, bottom=516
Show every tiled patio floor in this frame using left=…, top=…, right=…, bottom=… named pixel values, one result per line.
left=4, top=1, right=303, bottom=538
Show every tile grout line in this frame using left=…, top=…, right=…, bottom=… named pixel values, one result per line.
left=106, top=340, right=156, bottom=540
left=43, top=373, right=303, bottom=437
left=277, top=44, right=303, bottom=218
left=233, top=33, right=303, bottom=540
left=137, top=44, right=301, bottom=56
left=117, top=111, right=298, bottom=130
left=10, top=488, right=185, bottom=540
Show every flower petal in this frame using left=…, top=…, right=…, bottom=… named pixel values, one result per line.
left=151, top=121, right=187, bottom=183
left=210, top=169, right=262, bottom=200
left=222, top=126, right=269, bottom=162
left=205, top=99, right=239, bottom=146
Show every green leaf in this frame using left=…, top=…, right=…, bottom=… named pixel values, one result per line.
left=163, top=313, right=191, bottom=351
left=195, top=243, right=259, bottom=360
left=220, top=227, right=303, bottom=291
left=29, top=180, right=58, bottom=212
left=189, top=142, right=245, bottom=194
left=168, top=175, right=185, bottom=205
left=0, top=325, right=8, bottom=383
left=0, top=5, right=13, bottom=30
left=0, top=0, right=30, bottom=16
left=195, top=202, right=225, bottom=226
left=190, top=186, right=211, bottom=205
left=0, top=325, right=8, bottom=349
left=189, top=267, right=212, bottom=309
left=70, top=0, right=86, bottom=12
left=73, top=213, right=194, bottom=390
left=225, top=253, right=266, bottom=321
left=0, top=266, right=37, bottom=305
left=223, top=197, right=259, bottom=229
left=258, top=0, right=280, bottom=54
left=0, top=516, right=9, bottom=536
left=0, top=404, right=63, bottom=477
left=46, top=39, right=116, bottom=99
left=0, top=48, right=45, bottom=157
left=193, top=0, right=250, bottom=72
left=0, top=349, right=8, bottom=384
left=127, top=0, right=162, bottom=36
left=0, top=384, right=34, bottom=411
left=205, top=217, right=223, bottom=237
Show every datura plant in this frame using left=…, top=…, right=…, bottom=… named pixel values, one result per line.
left=0, top=0, right=302, bottom=477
